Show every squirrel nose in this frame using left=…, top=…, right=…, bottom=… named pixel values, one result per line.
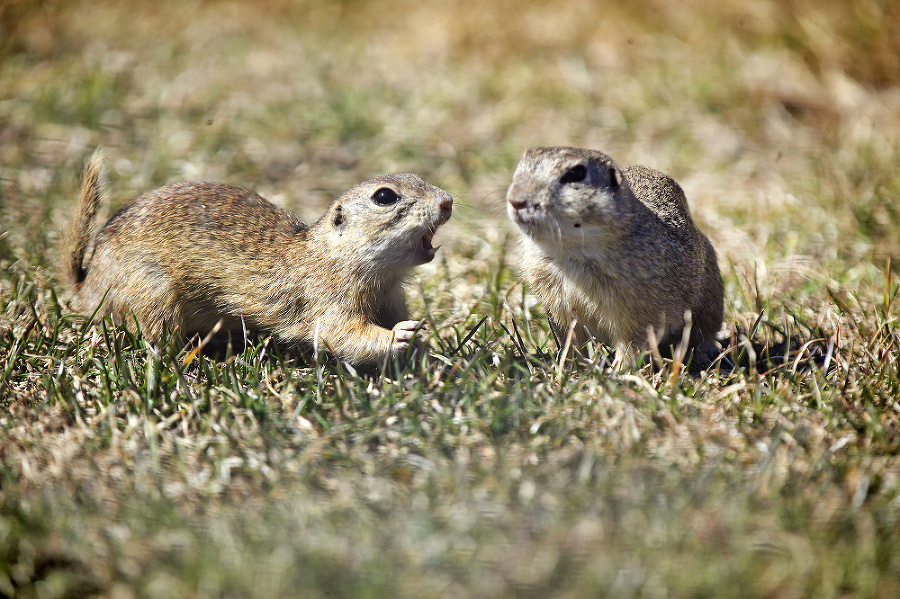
left=507, top=181, right=532, bottom=211
left=508, top=197, right=527, bottom=210
left=438, top=195, right=453, bottom=218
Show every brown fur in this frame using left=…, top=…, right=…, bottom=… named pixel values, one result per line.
left=507, top=146, right=724, bottom=360
left=65, top=151, right=453, bottom=364
left=65, top=149, right=105, bottom=288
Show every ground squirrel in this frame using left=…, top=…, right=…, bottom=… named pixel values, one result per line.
left=507, top=146, right=723, bottom=361
left=65, top=151, right=453, bottom=364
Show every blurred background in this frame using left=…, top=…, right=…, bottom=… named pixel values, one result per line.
left=2, top=0, right=898, bottom=278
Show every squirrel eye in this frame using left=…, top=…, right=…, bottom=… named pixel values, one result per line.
left=372, top=187, right=400, bottom=206
left=560, top=164, right=587, bottom=185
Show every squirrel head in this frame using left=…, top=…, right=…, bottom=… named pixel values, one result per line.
left=507, top=146, right=637, bottom=256
left=319, top=173, right=453, bottom=274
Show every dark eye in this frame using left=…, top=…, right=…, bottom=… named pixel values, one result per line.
left=372, top=187, right=400, bottom=206
left=560, top=164, right=587, bottom=185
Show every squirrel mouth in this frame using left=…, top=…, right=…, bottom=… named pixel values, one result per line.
left=509, top=200, right=537, bottom=225
left=511, top=208, right=540, bottom=228
left=417, top=227, right=440, bottom=261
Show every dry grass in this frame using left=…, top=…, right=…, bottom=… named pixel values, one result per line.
left=1, top=0, right=899, bottom=597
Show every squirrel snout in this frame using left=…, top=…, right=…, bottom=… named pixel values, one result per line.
left=437, top=194, right=453, bottom=222
left=508, top=197, right=527, bottom=211
left=506, top=179, right=536, bottom=211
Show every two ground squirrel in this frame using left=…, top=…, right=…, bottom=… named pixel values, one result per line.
left=65, top=152, right=453, bottom=364
left=65, top=146, right=724, bottom=365
left=507, top=146, right=724, bottom=361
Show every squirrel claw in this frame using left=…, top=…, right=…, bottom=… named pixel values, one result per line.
left=392, top=319, right=423, bottom=344
left=390, top=320, right=426, bottom=360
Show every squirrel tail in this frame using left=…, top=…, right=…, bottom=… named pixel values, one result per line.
left=65, top=149, right=105, bottom=289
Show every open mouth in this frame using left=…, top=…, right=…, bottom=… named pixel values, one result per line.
left=417, top=227, right=439, bottom=261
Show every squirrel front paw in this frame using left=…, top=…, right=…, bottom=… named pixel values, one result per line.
left=391, top=319, right=425, bottom=358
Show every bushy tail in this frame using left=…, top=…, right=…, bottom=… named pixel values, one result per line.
left=65, top=149, right=105, bottom=289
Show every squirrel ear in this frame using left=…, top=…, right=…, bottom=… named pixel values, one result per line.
left=332, top=205, right=344, bottom=227
left=609, top=166, right=623, bottom=188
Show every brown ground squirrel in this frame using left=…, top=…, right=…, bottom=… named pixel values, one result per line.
left=507, top=146, right=723, bottom=361
left=65, top=151, right=453, bottom=364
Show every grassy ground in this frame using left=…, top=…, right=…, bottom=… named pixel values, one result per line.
left=2, top=0, right=899, bottom=596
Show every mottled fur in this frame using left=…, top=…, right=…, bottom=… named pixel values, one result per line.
left=65, top=151, right=453, bottom=364
left=507, top=146, right=723, bottom=359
